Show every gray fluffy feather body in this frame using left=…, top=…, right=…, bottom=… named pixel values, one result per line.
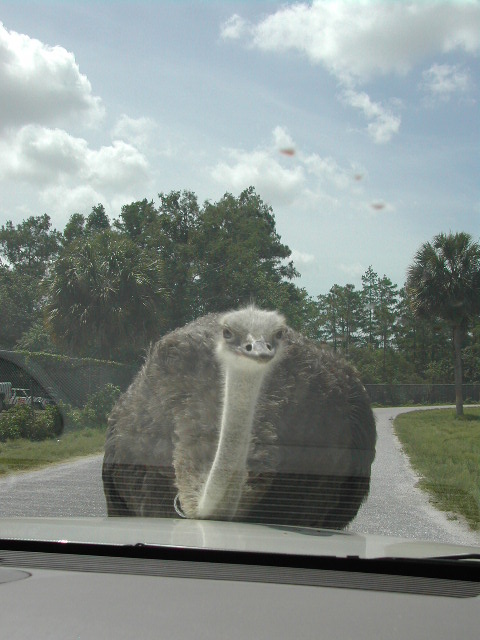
left=103, top=307, right=376, bottom=529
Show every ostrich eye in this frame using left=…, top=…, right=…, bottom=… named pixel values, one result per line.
left=275, top=329, right=285, bottom=340
left=223, top=328, right=233, bottom=340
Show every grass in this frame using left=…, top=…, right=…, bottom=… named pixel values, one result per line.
left=0, top=427, right=107, bottom=476
left=394, top=408, right=480, bottom=531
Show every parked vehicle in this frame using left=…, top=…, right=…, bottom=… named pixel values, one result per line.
left=9, top=388, right=31, bottom=406
left=0, top=382, right=12, bottom=406
left=0, top=382, right=12, bottom=411
left=32, top=396, right=50, bottom=409
left=7, top=390, right=50, bottom=409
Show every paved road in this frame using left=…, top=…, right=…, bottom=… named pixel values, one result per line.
left=348, top=407, right=480, bottom=546
left=0, top=407, right=479, bottom=546
left=0, top=454, right=105, bottom=518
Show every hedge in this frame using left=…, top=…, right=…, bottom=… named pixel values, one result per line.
left=0, top=405, right=64, bottom=443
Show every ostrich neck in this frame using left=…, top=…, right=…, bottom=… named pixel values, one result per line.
left=196, top=364, right=266, bottom=519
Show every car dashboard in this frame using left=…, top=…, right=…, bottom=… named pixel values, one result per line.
left=1, top=518, right=479, bottom=639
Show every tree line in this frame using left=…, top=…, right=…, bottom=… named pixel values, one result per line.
left=1, top=187, right=479, bottom=413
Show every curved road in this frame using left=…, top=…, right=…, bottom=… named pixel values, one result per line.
left=349, top=407, right=479, bottom=546
left=0, top=407, right=479, bottom=546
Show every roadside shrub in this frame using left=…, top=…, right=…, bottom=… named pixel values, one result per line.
left=59, top=384, right=121, bottom=430
left=0, top=405, right=63, bottom=442
left=0, top=420, right=21, bottom=441
left=84, top=383, right=121, bottom=425
left=27, top=406, right=64, bottom=441
left=49, top=405, right=65, bottom=436
left=0, top=406, right=30, bottom=442
left=58, top=404, right=87, bottom=430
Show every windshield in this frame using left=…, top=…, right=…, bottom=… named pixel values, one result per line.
left=0, top=0, right=479, bottom=559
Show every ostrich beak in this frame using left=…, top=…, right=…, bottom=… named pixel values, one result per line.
left=242, top=338, right=275, bottom=362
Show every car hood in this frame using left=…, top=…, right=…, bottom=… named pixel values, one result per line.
left=0, top=516, right=479, bottom=561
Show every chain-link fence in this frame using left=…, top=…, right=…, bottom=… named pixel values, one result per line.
left=0, top=351, right=137, bottom=408
left=364, top=384, right=480, bottom=406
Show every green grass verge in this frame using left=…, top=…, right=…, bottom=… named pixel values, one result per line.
left=0, top=427, right=107, bottom=476
left=394, top=408, right=480, bottom=531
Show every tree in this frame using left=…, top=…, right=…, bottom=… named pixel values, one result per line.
left=113, top=199, right=158, bottom=244
left=63, top=206, right=111, bottom=247
left=85, top=204, right=110, bottom=234
left=63, top=213, right=86, bottom=246
left=360, top=266, right=380, bottom=347
left=193, top=187, right=297, bottom=315
left=150, top=191, right=200, bottom=330
left=15, top=317, right=58, bottom=353
left=0, top=214, right=61, bottom=277
left=406, top=232, right=480, bottom=415
left=396, top=288, right=451, bottom=382
left=112, top=189, right=306, bottom=335
left=317, top=289, right=339, bottom=349
left=46, top=231, right=168, bottom=361
left=0, top=215, right=61, bottom=347
left=0, top=266, right=41, bottom=348
left=317, top=284, right=361, bottom=355
left=375, top=276, right=399, bottom=380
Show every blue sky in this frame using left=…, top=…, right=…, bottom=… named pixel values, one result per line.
left=0, top=1, right=479, bottom=296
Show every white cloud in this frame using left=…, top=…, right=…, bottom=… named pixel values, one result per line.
left=0, top=23, right=157, bottom=221
left=40, top=184, right=105, bottom=216
left=220, top=14, right=249, bottom=40
left=342, top=89, right=401, bottom=143
left=421, top=63, right=472, bottom=102
left=273, top=125, right=295, bottom=152
left=222, top=2, right=479, bottom=145
left=112, top=115, right=158, bottom=150
left=0, top=125, right=148, bottom=185
left=87, top=140, right=149, bottom=189
left=238, top=1, right=480, bottom=84
left=0, top=22, right=104, bottom=131
left=213, top=126, right=354, bottom=195
left=0, top=125, right=151, bottom=216
left=211, top=127, right=385, bottom=215
left=211, top=147, right=305, bottom=206
left=338, top=262, right=365, bottom=280
left=303, top=154, right=351, bottom=189
left=290, top=249, right=316, bottom=265
left=0, top=125, right=87, bottom=182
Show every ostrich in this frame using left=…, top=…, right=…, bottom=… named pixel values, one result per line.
left=102, top=305, right=376, bottom=529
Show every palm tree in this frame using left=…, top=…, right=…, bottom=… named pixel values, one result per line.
left=46, top=231, right=168, bottom=361
left=406, top=232, right=480, bottom=416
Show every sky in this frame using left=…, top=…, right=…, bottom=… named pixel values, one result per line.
left=0, top=0, right=479, bottom=297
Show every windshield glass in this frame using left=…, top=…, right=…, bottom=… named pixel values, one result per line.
left=0, top=0, right=479, bottom=558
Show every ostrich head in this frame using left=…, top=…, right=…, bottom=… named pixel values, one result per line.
left=216, top=306, right=287, bottom=372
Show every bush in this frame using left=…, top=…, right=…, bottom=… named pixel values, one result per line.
left=58, top=404, right=88, bottom=431
left=0, top=405, right=63, bottom=442
left=84, top=383, right=121, bottom=425
left=27, top=406, right=64, bottom=441
left=49, top=405, right=64, bottom=436
left=59, top=384, right=121, bottom=430
left=0, top=406, right=30, bottom=442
